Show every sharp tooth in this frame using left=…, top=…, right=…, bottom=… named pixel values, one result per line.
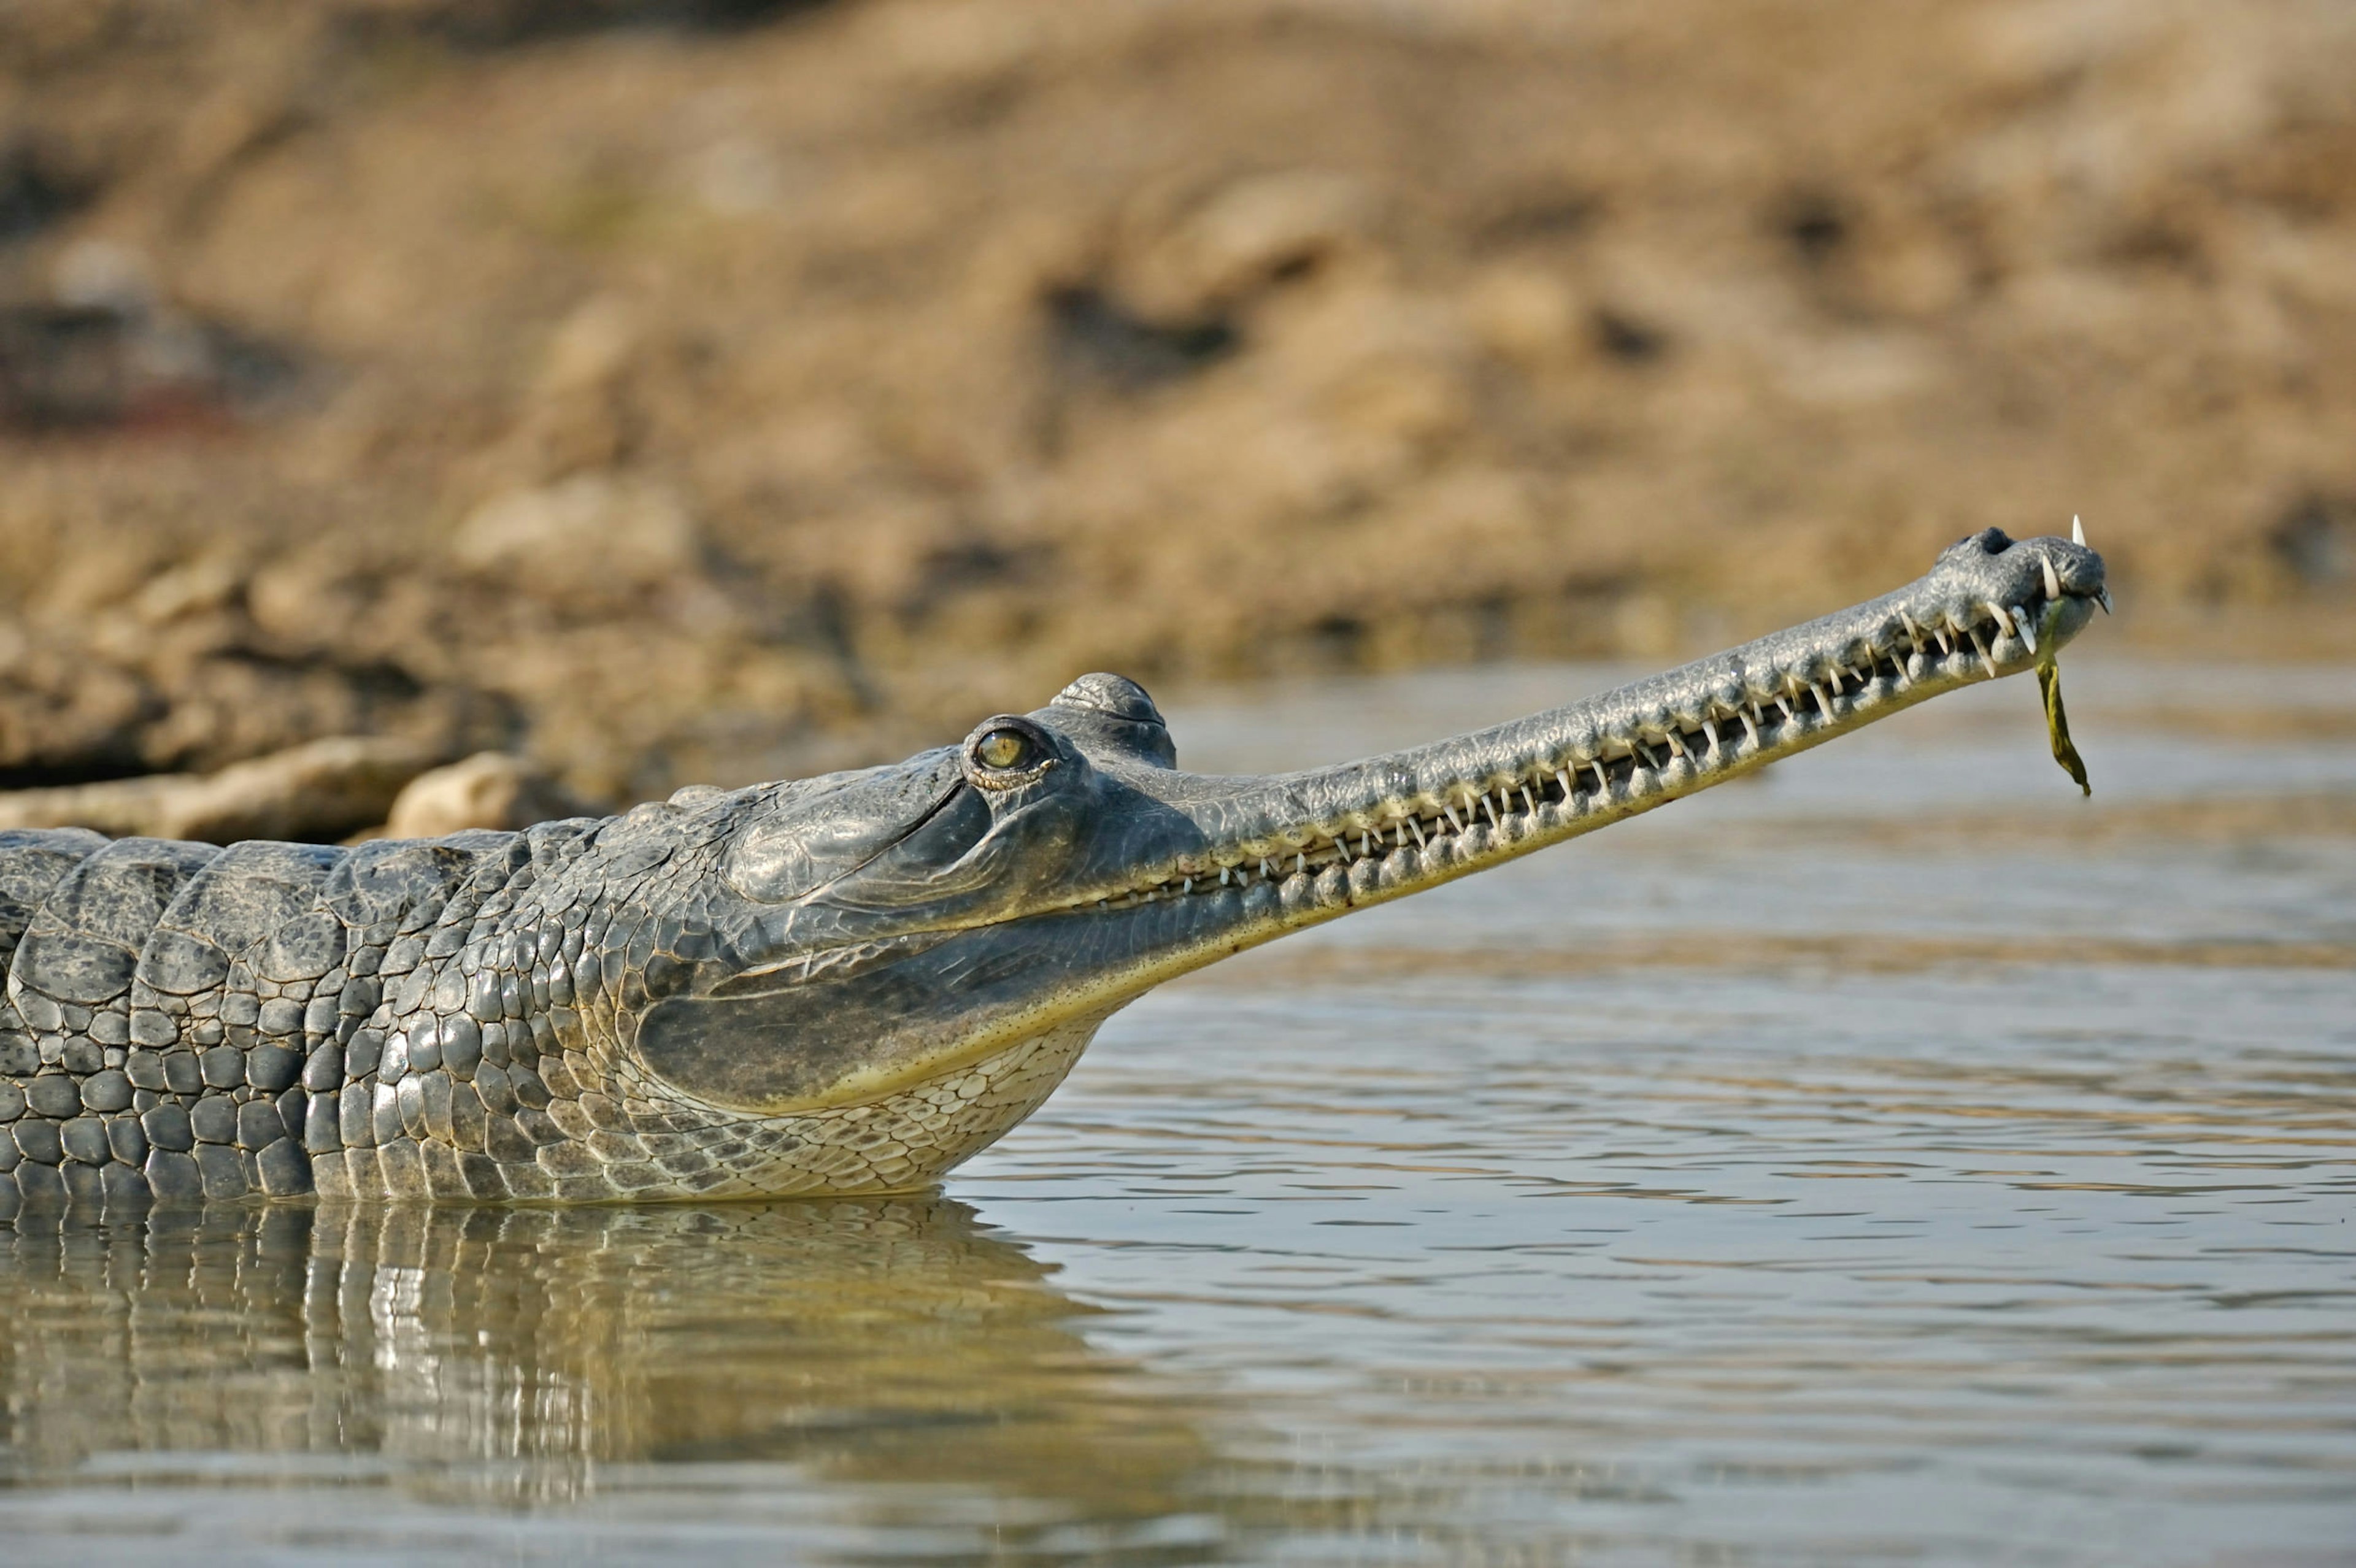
left=2072, top=514, right=2087, bottom=546
left=1219, top=867, right=1231, bottom=885
left=1892, top=657, right=1911, bottom=691
left=2012, top=607, right=2036, bottom=655
left=1635, top=739, right=1660, bottom=768
left=1898, top=609, right=1925, bottom=653
left=1333, top=836, right=1352, bottom=863
left=1480, top=794, right=1498, bottom=826
left=1259, top=858, right=1272, bottom=878
left=1934, top=628, right=1953, bottom=656
left=2040, top=553, right=2062, bottom=600
left=1294, top=853, right=1307, bottom=875
left=1407, top=818, right=1425, bottom=847
left=1360, top=831, right=1372, bottom=857
left=1740, top=710, right=1761, bottom=745
left=1811, top=682, right=1833, bottom=720
left=1443, top=804, right=1464, bottom=832
left=1984, top=601, right=2015, bottom=639
left=1556, top=768, right=1574, bottom=799
left=1666, top=731, right=1687, bottom=757
left=1590, top=760, right=1610, bottom=793
left=1703, top=718, right=1721, bottom=754
left=2096, top=587, right=2113, bottom=615
left=1825, top=664, right=1845, bottom=694
left=1776, top=694, right=1795, bottom=721
left=1181, top=878, right=1192, bottom=894
left=1967, top=623, right=1996, bottom=677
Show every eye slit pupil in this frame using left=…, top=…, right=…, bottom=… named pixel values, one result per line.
left=977, top=729, right=1030, bottom=770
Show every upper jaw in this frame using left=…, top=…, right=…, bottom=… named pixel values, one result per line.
left=1020, top=529, right=2108, bottom=924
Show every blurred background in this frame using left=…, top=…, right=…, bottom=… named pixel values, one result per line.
left=1, top=0, right=2350, bottom=830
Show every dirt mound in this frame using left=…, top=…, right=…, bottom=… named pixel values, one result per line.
left=1, top=0, right=2350, bottom=812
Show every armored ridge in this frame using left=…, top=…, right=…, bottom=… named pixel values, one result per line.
left=0, top=824, right=593, bottom=1205
left=0, top=527, right=2108, bottom=1209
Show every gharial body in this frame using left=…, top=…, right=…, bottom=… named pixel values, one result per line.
left=0, top=528, right=2106, bottom=1209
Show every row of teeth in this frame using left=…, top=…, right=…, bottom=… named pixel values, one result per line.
left=1088, top=592, right=2072, bottom=913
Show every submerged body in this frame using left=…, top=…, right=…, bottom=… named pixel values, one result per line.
left=0, top=529, right=2104, bottom=1207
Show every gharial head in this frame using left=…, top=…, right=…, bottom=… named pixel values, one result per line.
left=571, top=526, right=2105, bottom=1160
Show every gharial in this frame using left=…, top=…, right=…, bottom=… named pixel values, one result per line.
left=0, top=526, right=2106, bottom=1208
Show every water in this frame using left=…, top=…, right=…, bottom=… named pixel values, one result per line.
left=0, top=659, right=2350, bottom=1565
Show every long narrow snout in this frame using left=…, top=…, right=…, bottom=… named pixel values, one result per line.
left=1064, top=526, right=2106, bottom=929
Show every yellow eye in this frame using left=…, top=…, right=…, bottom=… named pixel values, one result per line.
left=975, top=728, right=1032, bottom=771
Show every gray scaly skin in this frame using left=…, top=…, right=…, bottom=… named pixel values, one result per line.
left=0, top=528, right=2106, bottom=1208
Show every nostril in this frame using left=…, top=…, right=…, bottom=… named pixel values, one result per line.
left=1974, top=528, right=2014, bottom=555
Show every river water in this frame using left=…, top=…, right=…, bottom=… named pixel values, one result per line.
left=0, top=659, right=2349, bottom=1565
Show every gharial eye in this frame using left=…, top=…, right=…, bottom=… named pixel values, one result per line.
left=962, top=715, right=1057, bottom=788
left=974, top=728, right=1031, bottom=771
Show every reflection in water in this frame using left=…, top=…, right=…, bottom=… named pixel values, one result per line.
left=0, top=1202, right=1229, bottom=1557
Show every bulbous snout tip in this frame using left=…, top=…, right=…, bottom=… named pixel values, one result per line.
left=1933, top=526, right=2107, bottom=617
